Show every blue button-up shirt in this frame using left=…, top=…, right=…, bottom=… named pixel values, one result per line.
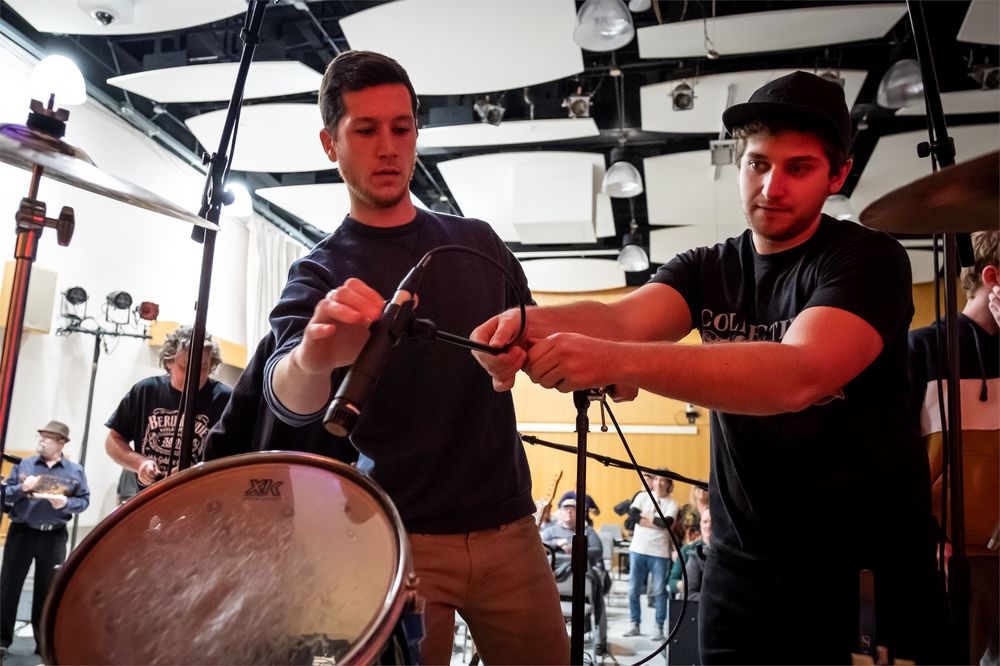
left=3, top=454, right=90, bottom=527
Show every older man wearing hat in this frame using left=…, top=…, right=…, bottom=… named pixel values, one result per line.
left=1, top=420, right=89, bottom=656
left=474, top=71, right=946, bottom=662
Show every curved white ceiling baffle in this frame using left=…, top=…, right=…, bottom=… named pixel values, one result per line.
left=339, top=0, right=583, bottom=95
left=649, top=224, right=746, bottom=265
left=850, top=125, right=1000, bottom=213
left=640, top=69, right=867, bottom=134
left=417, top=118, right=600, bottom=150
left=637, top=4, right=907, bottom=59
left=256, top=184, right=428, bottom=234
left=897, top=89, right=1000, bottom=116
left=5, top=0, right=246, bottom=36
left=958, top=0, right=1000, bottom=45
left=643, top=150, right=742, bottom=228
left=437, top=152, right=613, bottom=244
left=520, top=258, right=626, bottom=293
left=185, top=104, right=331, bottom=173
left=107, top=61, right=322, bottom=104
left=906, top=249, right=939, bottom=284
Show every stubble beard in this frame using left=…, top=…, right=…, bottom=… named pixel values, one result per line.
left=342, top=159, right=416, bottom=211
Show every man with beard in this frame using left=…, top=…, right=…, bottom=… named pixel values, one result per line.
left=264, top=50, right=567, bottom=664
left=472, top=72, right=946, bottom=663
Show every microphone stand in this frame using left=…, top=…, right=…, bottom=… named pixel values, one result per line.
left=906, top=2, right=969, bottom=660
left=570, top=388, right=603, bottom=665
left=174, top=0, right=273, bottom=472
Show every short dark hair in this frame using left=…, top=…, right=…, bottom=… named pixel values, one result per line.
left=732, top=117, right=851, bottom=176
left=318, top=50, right=419, bottom=134
left=160, top=325, right=222, bottom=373
left=960, top=230, right=999, bottom=299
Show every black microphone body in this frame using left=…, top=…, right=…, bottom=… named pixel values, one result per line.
left=323, top=266, right=423, bottom=437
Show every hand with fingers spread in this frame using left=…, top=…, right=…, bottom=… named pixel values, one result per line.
left=470, top=309, right=529, bottom=392
left=524, top=332, right=620, bottom=393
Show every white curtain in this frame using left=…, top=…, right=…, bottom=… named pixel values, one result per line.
left=246, top=217, right=310, bottom=347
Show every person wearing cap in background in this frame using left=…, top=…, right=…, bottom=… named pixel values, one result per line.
left=1, top=420, right=89, bottom=656
left=473, top=71, right=946, bottom=662
left=556, top=490, right=600, bottom=526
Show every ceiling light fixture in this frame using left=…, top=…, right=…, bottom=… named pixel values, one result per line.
left=617, top=213, right=649, bottom=272
left=474, top=96, right=505, bottom=126
left=628, top=0, right=651, bottom=11
left=823, top=194, right=857, bottom=222
left=671, top=82, right=695, bottom=111
left=603, top=146, right=644, bottom=198
left=562, top=87, right=593, bottom=118
left=573, top=0, right=635, bottom=52
left=876, top=59, right=924, bottom=109
left=818, top=69, right=846, bottom=89
left=970, top=62, right=999, bottom=90
left=29, top=55, right=87, bottom=107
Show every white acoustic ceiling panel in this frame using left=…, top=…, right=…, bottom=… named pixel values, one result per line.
left=437, top=152, right=613, bottom=244
left=638, top=4, right=907, bottom=59
left=5, top=0, right=246, bottom=36
left=520, top=258, right=626, bottom=293
left=107, top=62, right=322, bottom=103
left=850, top=125, right=1000, bottom=214
left=339, top=0, right=583, bottom=95
left=897, top=89, right=1000, bottom=116
left=958, top=0, right=1000, bottom=45
left=907, top=250, right=939, bottom=284
left=417, top=119, right=600, bottom=149
left=256, top=184, right=428, bottom=234
left=641, top=69, right=866, bottom=134
left=186, top=104, right=331, bottom=173
left=649, top=224, right=746, bottom=265
left=512, top=160, right=594, bottom=244
left=643, top=150, right=743, bottom=228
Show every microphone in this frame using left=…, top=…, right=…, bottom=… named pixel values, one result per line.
left=323, top=262, right=425, bottom=438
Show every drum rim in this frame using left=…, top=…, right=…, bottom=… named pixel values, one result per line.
left=41, top=450, right=412, bottom=665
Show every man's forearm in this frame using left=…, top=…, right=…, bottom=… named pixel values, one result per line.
left=270, top=346, right=334, bottom=416
left=527, top=301, right=628, bottom=341
left=105, top=432, right=149, bottom=472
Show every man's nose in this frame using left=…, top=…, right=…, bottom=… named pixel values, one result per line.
left=376, top=127, right=398, bottom=156
left=762, top=170, right=785, bottom=198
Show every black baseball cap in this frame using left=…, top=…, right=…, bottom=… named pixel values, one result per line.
left=722, top=71, right=853, bottom=152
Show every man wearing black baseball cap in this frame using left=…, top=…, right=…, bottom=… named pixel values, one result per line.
left=473, top=71, right=946, bottom=662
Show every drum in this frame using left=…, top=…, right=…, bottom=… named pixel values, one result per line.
left=41, top=452, right=417, bottom=664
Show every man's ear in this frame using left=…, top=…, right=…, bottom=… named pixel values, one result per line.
left=319, top=128, right=337, bottom=163
left=828, top=158, right=853, bottom=194
left=982, top=264, right=999, bottom=288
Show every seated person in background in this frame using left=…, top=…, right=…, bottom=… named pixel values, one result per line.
left=541, top=498, right=608, bottom=655
left=557, top=491, right=600, bottom=527
left=683, top=510, right=712, bottom=601
left=667, top=519, right=702, bottom=598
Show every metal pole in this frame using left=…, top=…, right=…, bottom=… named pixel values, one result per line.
left=69, top=334, right=101, bottom=551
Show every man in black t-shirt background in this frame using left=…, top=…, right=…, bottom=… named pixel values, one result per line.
left=105, top=325, right=232, bottom=498
left=473, top=72, right=946, bottom=663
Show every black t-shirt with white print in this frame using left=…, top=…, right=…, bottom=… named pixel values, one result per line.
left=650, top=215, right=933, bottom=568
left=106, top=374, right=232, bottom=487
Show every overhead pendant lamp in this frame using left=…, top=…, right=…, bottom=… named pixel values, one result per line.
left=573, top=0, right=635, bottom=52
left=603, top=146, right=643, bottom=198
left=30, top=54, right=87, bottom=106
left=823, top=194, right=857, bottom=222
left=617, top=216, right=649, bottom=272
left=876, top=59, right=923, bottom=109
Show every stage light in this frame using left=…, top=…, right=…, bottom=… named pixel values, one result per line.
left=474, top=97, right=505, bottom=126
left=617, top=220, right=649, bottom=272
left=672, top=82, right=695, bottom=111
left=30, top=55, right=87, bottom=106
left=877, top=59, right=923, bottom=109
left=64, top=286, right=88, bottom=306
left=573, top=0, right=635, bottom=52
left=136, top=301, right=159, bottom=321
left=562, top=88, right=593, bottom=118
left=106, top=290, right=133, bottom=311
left=602, top=147, right=643, bottom=198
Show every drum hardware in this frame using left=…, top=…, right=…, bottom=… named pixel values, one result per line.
left=858, top=3, right=982, bottom=660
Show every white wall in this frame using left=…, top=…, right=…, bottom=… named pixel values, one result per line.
left=0, top=37, right=252, bottom=527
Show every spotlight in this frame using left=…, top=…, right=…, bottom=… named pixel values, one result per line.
left=64, top=286, right=88, bottom=306
left=876, top=59, right=923, bottom=109
left=573, top=0, right=635, bottom=52
left=602, top=146, right=643, bottom=198
left=970, top=63, right=1000, bottom=90
left=106, top=290, right=133, bottom=310
left=474, top=97, right=505, bottom=126
left=685, top=403, right=700, bottom=424
left=136, top=301, right=160, bottom=321
left=709, top=139, right=735, bottom=166
left=818, top=69, right=845, bottom=89
left=671, top=82, right=695, bottom=111
left=562, top=87, right=593, bottom=118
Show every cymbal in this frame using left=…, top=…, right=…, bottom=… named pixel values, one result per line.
left=0, top=123, right=216, bottom=229
left=859, top=151, right=999, bottom=234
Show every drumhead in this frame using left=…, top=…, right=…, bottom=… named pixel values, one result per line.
left=42, top=452, right=410, bottom=664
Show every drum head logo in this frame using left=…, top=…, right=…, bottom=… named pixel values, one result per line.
left=245, top=479, right=283, bottom=498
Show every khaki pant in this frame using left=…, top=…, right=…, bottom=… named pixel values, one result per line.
left=408, top=515, right=570, bottom=665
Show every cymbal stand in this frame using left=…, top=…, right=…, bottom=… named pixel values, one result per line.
left=0, top=97, right=75, bottom=456
left=906, top=1, right=969, bottom=660
left=174, top=0, right=274, bottom=472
